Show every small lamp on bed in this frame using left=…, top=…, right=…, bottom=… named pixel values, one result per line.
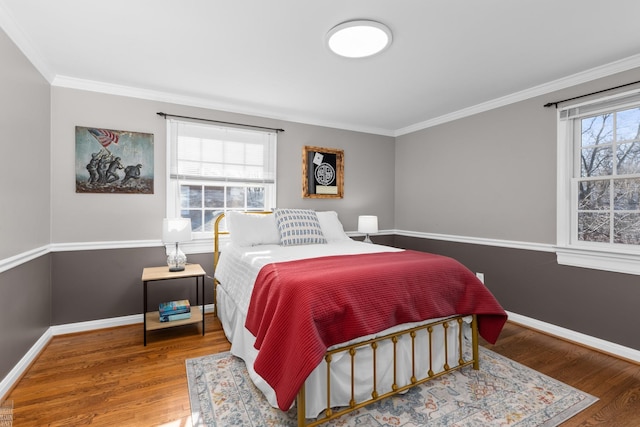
left=162, top=218, right=192, bottom=272
left=358, top=215, right=378, bottom=243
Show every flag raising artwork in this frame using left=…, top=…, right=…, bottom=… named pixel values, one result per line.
left=75, top=126, right=154, bottom=194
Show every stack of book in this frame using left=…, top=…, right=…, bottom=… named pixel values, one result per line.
left=159, top=299, right=191, bottom=322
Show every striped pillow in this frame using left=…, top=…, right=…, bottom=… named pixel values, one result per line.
left=275, top=208, right=327, bottom=246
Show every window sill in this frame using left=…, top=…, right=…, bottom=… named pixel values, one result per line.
left=555, top=245, right=640, bottom=276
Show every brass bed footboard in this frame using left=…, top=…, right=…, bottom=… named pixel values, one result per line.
left=297, top=314, right=479, bottom=427
left=213, top=213, right=480, bottom=427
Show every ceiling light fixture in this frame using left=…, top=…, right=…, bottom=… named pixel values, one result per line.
left=326, top=20, right=393, bottom=58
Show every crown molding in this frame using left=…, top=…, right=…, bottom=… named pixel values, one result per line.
left=3, top=0, right=640, bottom=139
left=54, top=49, right=640, bottom=139
left=395, top=53, right=640, bottom=136
left=51, top=75, right=396, bottom=137
left=4, top=0, right=640, bottom=140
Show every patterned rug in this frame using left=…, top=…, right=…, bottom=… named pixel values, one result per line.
left=186, top=347, right=597, bottom=426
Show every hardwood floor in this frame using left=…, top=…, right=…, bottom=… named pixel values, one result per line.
left=482, top=322, right=640, bottom=426
left=3, top=317, right=639, bottom=426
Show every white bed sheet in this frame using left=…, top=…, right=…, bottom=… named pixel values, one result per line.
left=215, top=240, right=472, bottom=418
left=215, top=240, right=403, bottom=317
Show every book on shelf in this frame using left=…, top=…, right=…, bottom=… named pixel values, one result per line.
left=159, top=306, right=191, bottom=316
left=159, top=299, right=190, bottom=316
left=159, top=311, right=192, bottom=322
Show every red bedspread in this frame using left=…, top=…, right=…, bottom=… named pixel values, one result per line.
left=245, top=250, right=507, bottom=411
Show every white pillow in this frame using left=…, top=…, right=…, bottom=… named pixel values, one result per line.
left=274, top=208, right=327, bottom=246
left=226, top=211, right=280, bottom=247
left=316, top=211, right=351, bottom=242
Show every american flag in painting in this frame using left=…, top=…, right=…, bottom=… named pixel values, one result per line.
left=88, top=128, right=119, bottom=147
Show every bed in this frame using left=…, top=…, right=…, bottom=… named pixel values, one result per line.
left=213, top=209, right=507, bottom=426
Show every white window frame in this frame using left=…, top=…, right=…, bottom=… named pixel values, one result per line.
left=166, top=119, right=277, bottom=252
left=556, top=88, right=640, bottom=275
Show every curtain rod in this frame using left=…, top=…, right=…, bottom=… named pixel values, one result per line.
left=543, top=80, right=640, bottom=108
left=156, top=112, right=284, bottom=132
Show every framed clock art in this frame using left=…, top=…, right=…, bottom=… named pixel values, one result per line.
left=302, top=145, right=344, bottom=198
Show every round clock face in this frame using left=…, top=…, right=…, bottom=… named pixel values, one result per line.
left=315, top=162, right=336, bottom=186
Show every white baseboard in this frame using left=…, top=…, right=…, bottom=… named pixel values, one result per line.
left=0, top=304, right=216, bottom=401
left=50, top=313, right=143, bottom=335
left=3, top=307, right=637, bottom=401
left=506, top=311, right=640, bottom=364
left=0, top=328, right=52, bottom=400
left=49, top=304, right=216, bottom=336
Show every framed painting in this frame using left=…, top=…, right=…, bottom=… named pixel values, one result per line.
left=75, top=126, right=154, bottom=194
left=302, top=145, right=344, bottom=198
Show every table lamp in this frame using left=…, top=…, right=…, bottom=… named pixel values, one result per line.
left=358, top=215, right=378, bottom=243
left=162, top=218, right=192, bottom=271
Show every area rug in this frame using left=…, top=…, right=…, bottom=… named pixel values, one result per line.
left=186, top=347, right=597, bottom=426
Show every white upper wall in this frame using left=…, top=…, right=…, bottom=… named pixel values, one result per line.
left=50, top=88, right=395, bottom=243
left=395, top=67, right=640, bottom=244
left=0, top=27, right=50, bottom=260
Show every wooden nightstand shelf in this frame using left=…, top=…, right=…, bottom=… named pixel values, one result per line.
left=142, top=263, right=206, bottom=345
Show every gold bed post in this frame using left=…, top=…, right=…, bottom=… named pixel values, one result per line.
left=213, top=214, right=228, bottom=319
left=213, top=278, right=219, bottom=318
left=472, top=314, right=480, bottom=370
left=213, top=218, right=221, bottom=318
left=297, top=385, right=306, bottom=427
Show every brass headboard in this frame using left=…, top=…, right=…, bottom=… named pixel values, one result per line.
left=213, top=211, right=273, bottom=269
left=213, top=211, right=272, bottom=317
left=213, top=213, right=228, bottom=270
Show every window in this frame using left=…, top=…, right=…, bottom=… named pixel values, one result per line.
left=167, top=119, right=277, bottom=239
left=556, top=89, right=640, bottom=274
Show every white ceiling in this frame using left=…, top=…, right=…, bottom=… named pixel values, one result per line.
left=2, top=0, right=640, bottom=136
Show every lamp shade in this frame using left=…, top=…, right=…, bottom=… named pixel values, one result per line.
left=162, top=218, right=192, bottom=243
left=358, top=215, right=378, bottom=234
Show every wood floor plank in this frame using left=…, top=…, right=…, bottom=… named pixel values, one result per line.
left=2, top=317, right=639, bottom=426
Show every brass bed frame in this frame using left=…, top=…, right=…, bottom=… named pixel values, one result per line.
left=213, top=213, right=480, bottom=427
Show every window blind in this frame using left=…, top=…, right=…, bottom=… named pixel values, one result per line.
left=168, top=119, right=276, bottom=183
left=559, top=89, right=640, bottom=120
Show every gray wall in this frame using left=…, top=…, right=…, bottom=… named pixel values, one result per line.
left=0, top=28, right=50, bottom=258
left=50, top=88, right=395, bottom=242
left=395, top=97, right=557, bottom=243
left=2, top=23, right=396, bottom=380
left=48, top=89, right=395, bottom=326
left=0, top=27, right=51, bottom=380
left=392, top=236, right=640, bottom=350
left=4, top=12, right=640, bottom=388
left=51, top=250, right=214, bottom=325
left=395, top=68, right=640, bottom=350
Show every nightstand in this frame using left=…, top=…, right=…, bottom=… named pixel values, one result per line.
left=142, top=263, right=206, bottom=345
